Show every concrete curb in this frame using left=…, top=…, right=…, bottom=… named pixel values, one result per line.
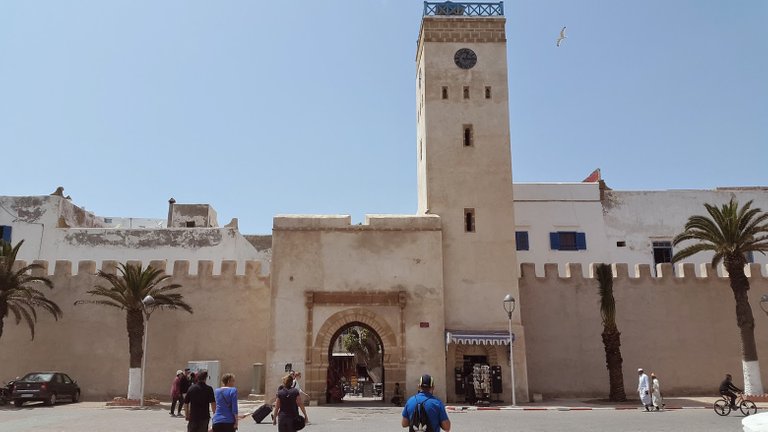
left=446, top=405, right=710, bottom=412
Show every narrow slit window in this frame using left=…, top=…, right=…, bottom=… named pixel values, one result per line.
left=186, top=221, right=196, bottom=228
left=463, top=86, right=470, bottom=99
left=463, top=125, right=473, bottom=147
left=442, top=86, right=448, bottom=99
left=485, top=86, right=491, bottom=99
left=464, top=209, right=476, bottom=233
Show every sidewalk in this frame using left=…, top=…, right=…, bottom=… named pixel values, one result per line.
left=446, top=397, right=768, bottom=412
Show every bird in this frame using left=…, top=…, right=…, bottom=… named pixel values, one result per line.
left=50, top=186, right=64, bottom=196
left=556, top=26, right=567, bottom=47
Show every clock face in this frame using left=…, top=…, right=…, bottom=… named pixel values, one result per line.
left=454, top=48, right=477, bottom=69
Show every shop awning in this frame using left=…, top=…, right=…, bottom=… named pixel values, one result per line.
left=445, top=330, right=513, bottom=346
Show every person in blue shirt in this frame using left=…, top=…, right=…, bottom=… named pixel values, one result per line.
left=211, top=373, right=247, bottom=432
left=401, top=374, right=451, bottom=432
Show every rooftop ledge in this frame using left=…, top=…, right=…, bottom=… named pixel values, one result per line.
left=423, top=1, right=504, bottom=17
left=273, top=214, right=441, bottom=231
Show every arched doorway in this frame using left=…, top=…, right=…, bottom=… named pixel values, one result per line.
left=327, top=322, right=384, bottom=402
left=306, top=307, right=405, bottom=405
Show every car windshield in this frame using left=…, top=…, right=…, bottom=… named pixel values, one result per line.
left=22, top=373, right=54, bottom=382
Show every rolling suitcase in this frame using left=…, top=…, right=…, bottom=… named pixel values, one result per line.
left=251, top=403, right=272, bottom=424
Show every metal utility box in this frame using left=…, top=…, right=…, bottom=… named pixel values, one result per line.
left=187, top=360, right=221, bottom=390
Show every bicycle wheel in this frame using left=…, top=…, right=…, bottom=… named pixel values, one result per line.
left=740, top=400, right=757, bottom=416
left=714, top=399, right=731, bottom=416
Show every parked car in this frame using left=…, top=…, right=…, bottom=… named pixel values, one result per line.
left=12, top=372, right=80, bottom=407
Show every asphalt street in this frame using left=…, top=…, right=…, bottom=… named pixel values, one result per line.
left=0, top=401, right=750, bottom=432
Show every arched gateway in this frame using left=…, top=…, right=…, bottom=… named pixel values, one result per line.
left=306, top=307, right=405, bottom=404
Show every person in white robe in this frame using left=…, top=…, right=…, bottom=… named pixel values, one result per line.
left=638, top=368, right=652, bottom=411
left=650, top=373, right=663, bottom=411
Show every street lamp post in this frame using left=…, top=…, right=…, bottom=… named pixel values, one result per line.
left=503, top=294, right=516, bottom=406
left=140, top=295, right=156, bottom=408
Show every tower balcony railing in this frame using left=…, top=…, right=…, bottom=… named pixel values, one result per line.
left=423, top=1, right=504, bottom=17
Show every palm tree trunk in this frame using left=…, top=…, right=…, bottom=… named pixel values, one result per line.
left=726, top=262, right=764, bottom=395
left=602, top=329, right=627, bottom=401
left=0, top=302, right=6, bottom=341
left=126, top=309, right=145, bottom=399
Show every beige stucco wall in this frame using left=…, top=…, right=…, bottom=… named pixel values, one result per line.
left=0, top=259, right=270, bottom=400
left=520, top=262, right=768, bottom=397
left=266, top=214, right=447, bottom=402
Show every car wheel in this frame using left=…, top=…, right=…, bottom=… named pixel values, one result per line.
left=13, top=399, right=24, bottom=407
left=45, top=393, right=56, bottom=406
left=72, top=391, right=80, bottom=403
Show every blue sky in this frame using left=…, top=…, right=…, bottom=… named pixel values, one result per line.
left=1, top=1, right=765, bottom=234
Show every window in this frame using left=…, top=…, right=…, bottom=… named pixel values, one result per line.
left=463, top=125, right=473, bottom=147
left=745, top=251, right=755, bottom=263
left=463, top=86, right=470, bottom=99
left=0, top=225, right=11, bottom=244
left=485, top=86, right=491, bottom=99
left=652, top=241, right=673, bottom=267
left=464, top=208, right=476, bottom=232
left=419, top=139, right=423, bottom=161
left=104, top=218, right=113, bottom=223
left=186, top=221, right=196, bottom=228
left=442, top=86, right=448, bottom=99
left=515, top=231, right=529, bottom=251
left=616, top=241, right=626, bottom=247
left=549, top=231, right=587, bottom=251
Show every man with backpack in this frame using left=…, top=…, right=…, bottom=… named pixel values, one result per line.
left=401, top=374, right=451, bottom=432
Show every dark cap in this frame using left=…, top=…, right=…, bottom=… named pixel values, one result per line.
left=419, top=374, right=434, bottom=388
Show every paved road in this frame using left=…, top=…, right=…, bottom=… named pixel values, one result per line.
left=0, top=401, right=748, bottom=432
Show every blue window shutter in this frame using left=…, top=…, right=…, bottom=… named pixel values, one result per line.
left=1, top=226, right=10, bottom=244
left=576, top=232, right=587, bottom=250
left=549, top=232, right=560, bottom=250
left=516, top=231, right=529, bottom=251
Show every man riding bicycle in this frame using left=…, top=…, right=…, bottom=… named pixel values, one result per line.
left=719, top=374, right=742, bottom=409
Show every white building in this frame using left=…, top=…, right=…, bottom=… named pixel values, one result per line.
left=0, top=194, right=270, bottom=274
left=514, top=181, right=768, bottom=276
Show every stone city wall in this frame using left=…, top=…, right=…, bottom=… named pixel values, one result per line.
left=519, top=262, right=768, bottom=398
left=0, top=259, right=270, bottom=400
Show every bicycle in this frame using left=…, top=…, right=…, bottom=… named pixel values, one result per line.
left=713, top=393, right=757, bottom=416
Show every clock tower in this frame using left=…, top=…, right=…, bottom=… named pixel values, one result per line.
left=416, top=2, right=528, bottom=402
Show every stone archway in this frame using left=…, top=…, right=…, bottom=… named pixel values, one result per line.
left=306, top=307, right=405, bottom=404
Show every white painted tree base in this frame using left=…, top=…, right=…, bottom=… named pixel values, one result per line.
left=743, top=360, right=764, bottom=395
left=127, top=368, right=143, bottom=400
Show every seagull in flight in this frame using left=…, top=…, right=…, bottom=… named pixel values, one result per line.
left=556, top=26, right=567, bottom=47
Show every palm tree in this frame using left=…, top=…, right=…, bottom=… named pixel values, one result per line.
left=0, top=240, right=62, bottom=341
left=595, top=263, right=627, bottom=402
left=672, top=199, right=768, bottom=395
left=75, top=262, right=192, bottom=400
left=342, top=326, right=383, bottom=383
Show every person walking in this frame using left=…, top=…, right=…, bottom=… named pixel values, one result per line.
left=171, top=370, right=184, bottom=416
left=291, top=371, right=310, bottom=405
left=401, top=374, right=451, bottom=432
left=179, top=368, right=191, bottom=410
left=650, top=373, right=663, bottom=411
left=184, top=370, right=216, bottom=432
left=212, top=373, right=247, bottom=432
left=273, top=374, right=310, bottom=432
left=637, top=368, right=652, bottom=411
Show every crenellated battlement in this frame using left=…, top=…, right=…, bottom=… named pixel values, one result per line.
left=12, top=259, right=266, bottom=280
left=519, top=262, right=768, bottom=282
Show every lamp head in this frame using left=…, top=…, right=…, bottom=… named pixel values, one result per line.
left=760, top=294, right=768, bottom=314
left=142, top=295, right=156, bottom=306
left=503, top=294, right=516, bottom=314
